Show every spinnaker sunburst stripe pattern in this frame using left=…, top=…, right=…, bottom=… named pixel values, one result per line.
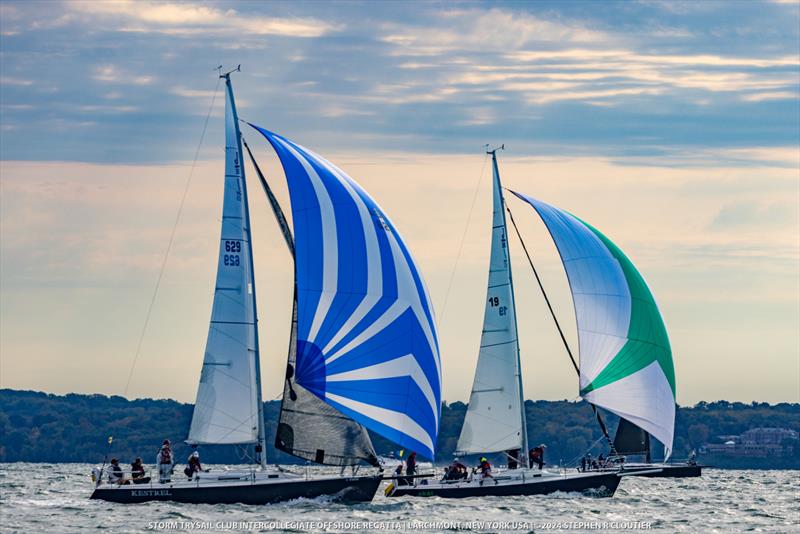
left=249, top=124, right=441, bottom=459
left=510, top=191, right=675, bottom=457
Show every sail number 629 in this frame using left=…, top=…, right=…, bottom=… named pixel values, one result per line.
left=223, top=241, right=241, bottom=267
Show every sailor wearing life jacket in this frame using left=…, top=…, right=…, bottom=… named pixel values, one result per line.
left=157, top=439, right=172, bottom=483
left=106, top=458, right=126, bottom=485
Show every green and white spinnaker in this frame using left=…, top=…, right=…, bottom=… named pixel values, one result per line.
left=510, top=191, right=676, bottom=458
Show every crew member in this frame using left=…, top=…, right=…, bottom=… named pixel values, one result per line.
left=529, top=444, right=546, bottom=470
left=157, top=439, right=173, bottom=483
left=477, top=457, right=495, bottom=484
left=131, top=457, right=145, bottom=481
left=444, top=460, right=467, bottom=481
left=106, top=458, right=127, bottom=485
left=406, top=452, right=417, bottom=477
left=452, top=460, right=467, bottom=480
left=184, top=451, right=203, bottom=480
left=394, top=463, right=406, bottom=486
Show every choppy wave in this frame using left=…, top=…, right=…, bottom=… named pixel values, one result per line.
left=0, top=464, right=797, bottom=533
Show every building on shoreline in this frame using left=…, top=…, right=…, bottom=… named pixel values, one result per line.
left=702, top=428, right=798, bottom=458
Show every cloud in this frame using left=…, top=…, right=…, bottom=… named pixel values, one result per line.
left=1, top=0, right=798, bottom=164
left=93, top=65, right=154, bottom=85
left=740, top=91, right=800, bottom=102
left=425, top=47, right=799, bottom=107
left=381, top=7, right=615, bottom=56
left=709, top=202, right=798, bottom=231
left=171, top=87, right=218, bottom=99
left=66, top=0, right=338, bottom=37
left=0, top=77, right=33, bottom=86
left=78, top=104, right=139, bottom=113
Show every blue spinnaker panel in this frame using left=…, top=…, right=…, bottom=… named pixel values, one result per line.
left=249, top=124, right=442, bottom=459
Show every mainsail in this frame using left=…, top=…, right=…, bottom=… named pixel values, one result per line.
left=510, top=192, right=676, bottom=458
left=188, top=77, right=261, bottom=446
left=457, top=152, right=526, bottom=455
left=243, top=141, right=378, bottom=466
left=249, top=125, right=442, bottom=460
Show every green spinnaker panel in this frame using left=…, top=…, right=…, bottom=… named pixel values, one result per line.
left=579, top=221, right=675, bottom=398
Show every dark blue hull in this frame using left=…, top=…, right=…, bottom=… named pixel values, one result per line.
left=621, top=464, right=703, bottom=478
left=389, top=472, right=620, bottom=499
left=90, top=475, right=381, bottom=504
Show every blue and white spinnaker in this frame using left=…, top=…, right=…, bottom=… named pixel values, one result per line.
left=249, top=125, right=442, bottom=459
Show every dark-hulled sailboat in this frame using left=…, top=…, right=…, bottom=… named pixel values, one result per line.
left=91, top=70, right=442, bottom=504
left=387, top=148, right=623, bottom=499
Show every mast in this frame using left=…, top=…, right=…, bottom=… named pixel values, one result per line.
left=223, top=68, right=267, bottom=469
left=490, top=146, right=529, bottom=461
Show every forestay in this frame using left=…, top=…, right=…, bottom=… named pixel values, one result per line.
left=249, top=125, right=442, bottom=460
left=188, top=83, right=259, bottom=445
left=457, top=155, right=525, bottom=455
left=510, top=192, right=675, bottom=458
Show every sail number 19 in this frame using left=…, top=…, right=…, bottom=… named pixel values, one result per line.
left=224, top=240, right=241, bottom=267
left=488, top=296, right=507, bottom=316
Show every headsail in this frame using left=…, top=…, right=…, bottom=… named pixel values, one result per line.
left=613, top=417, right=651, bottom=460
left=243, top=141, right=378, bottom=466
left=188, top=79, right=261, bottom=445
left=457, top=153, right=526, bottom=455
left=510, top=192, right=675, bottom=458
left=248, top=124, right=442, bottom=460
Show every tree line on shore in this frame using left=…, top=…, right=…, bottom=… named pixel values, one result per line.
left=1, top=389, right=798, bottom=469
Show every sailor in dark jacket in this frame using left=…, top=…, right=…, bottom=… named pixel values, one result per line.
left=131, top=457, right=145, bottom=480
left=184, top=451, right=203, bottom=480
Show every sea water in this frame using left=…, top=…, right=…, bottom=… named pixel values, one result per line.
left=0, top=464, right=797, bottom=533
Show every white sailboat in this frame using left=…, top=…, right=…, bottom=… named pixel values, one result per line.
left=388, top=148, right=624, bottom=499
left=91, top=69, right=442, bottom=504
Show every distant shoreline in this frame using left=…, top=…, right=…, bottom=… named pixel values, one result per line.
left=2, top=388, right=798, bottom=469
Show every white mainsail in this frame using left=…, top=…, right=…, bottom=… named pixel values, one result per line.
left=188, top=78, right=261, bottom=445
left=457, top=152, right=526, bottom=455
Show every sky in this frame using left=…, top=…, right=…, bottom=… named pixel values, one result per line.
left=1, top=0, right=798, bottom=407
